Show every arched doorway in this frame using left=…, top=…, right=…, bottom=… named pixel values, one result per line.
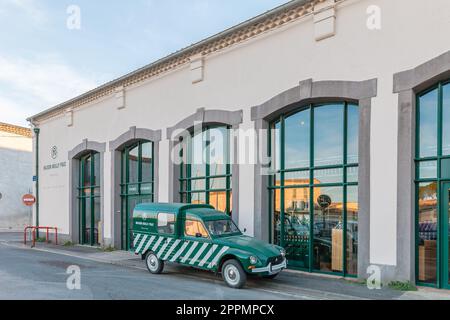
left=78, top=151, right=101, bottom=246
left=121, top=140, right=154, bottom=250
left=415, top=80, right=450, bottom=289
left=269, top=102, right=359, bottom=276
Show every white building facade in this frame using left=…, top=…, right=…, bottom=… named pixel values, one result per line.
left=28, top=0, right=450, bottom=288
left=0, top=123, right=32, bottom=230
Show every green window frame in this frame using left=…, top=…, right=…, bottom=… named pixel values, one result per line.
left=121, top=141, right=155, bottom=250
left=77, top=152, right=101, bottom=246
left=269, top=102, right=359, bottom=277
left=179, top=125, right=232, bottom=215
left=415, top=80, right=450, bottom=289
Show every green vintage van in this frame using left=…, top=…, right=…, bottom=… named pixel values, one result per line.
left=132, top=203, right=287, bottom=289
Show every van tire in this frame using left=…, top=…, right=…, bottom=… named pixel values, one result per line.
left=222, top=259, right=247, bottom=289
left=145, top=252, right=164, bottom=274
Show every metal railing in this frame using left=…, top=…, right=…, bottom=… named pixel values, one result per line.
left=24, top=226, right=58, bottom=247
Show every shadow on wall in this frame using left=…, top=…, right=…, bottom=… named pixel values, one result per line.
left=0, top=147, right=33, bottom=231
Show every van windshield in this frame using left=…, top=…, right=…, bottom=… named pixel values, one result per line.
left=204, top=219, right=241, bottom=237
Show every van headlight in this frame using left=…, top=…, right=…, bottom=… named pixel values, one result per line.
left=249, top=256, right=258, bottom=265
left=280, top=249, right=286, bottom=258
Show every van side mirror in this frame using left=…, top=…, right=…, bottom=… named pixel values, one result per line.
left=243, top=228, right=247, bottom=233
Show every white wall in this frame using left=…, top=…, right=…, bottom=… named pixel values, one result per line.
left=0, top=131, right=32, bottom=230
left=34, top=0, right=450, bottom=268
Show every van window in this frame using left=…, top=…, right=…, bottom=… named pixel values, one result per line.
left=185, top=220, right=209, bottom=238
left=157, top=213, right=176, bottom=235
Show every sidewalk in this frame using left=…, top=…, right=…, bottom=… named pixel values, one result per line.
left=3, top=232, right=450, bottom=300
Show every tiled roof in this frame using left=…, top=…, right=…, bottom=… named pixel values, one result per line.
left=28, top=0, right=324, bottom=123
left=0, top=122, right=32, bottom=138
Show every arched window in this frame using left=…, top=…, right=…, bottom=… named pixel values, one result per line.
left=78, top=152, right=101, bottom=246
left=416, top=80, right=450, bottom=287
left=270, top=102, right=359, bottom=276
left=121, top=141, right=154, bottom=250
left=179, top=126, right=232, bottom=215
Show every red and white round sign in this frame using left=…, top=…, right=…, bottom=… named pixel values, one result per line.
left=22, top=194, right=36, bottom=207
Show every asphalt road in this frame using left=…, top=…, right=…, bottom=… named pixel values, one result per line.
left=0, top=240, right=299, bottom=300
left=0, top=233, right=416, bottom=300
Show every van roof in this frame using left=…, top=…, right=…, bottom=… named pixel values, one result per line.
left=134, top=203, right=214, bottom=214
left=186, top=208, right=230, bottom=221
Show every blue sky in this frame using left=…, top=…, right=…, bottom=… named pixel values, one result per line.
left=0, top=0, right=288, bottom=126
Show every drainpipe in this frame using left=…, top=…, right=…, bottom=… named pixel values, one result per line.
left=33, top=127, right=40, bottom=238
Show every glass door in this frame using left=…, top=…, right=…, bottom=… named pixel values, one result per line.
left=442, top=183, right=450, bottom=289
left=78, top=152, right=101, bottom=246
left=121, top=141, right=154, bottom=251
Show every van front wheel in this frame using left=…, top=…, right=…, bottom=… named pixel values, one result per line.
left=145, top=252, right=164, bottom=274
left=222, top=259, right=247, bottom=289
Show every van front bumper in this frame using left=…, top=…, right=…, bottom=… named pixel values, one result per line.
left=251, top=258, right=287, bottom=275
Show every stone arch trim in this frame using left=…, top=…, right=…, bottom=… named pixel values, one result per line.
left=251, top=78, right=377, bottom=121
left=394, top=50, right=450, bottom=283
left=166, top=108, right=243, bottom=140
left=68, top=139, right=106, bottom=160
left=109, top=127, right=162, bottom=151
left=109, top=127, right=162, bottom=249
left=68, top=140, right=107, bottom=246
left=167, top=108, right=243, bottom=225
left=251, top=78, right=377, bottom=279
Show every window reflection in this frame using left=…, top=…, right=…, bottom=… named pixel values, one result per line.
left=347, top=104, right=359, bottom=164
left=417, top=182, right=438, bottom=284
left=418, top=161, right=438, bottom=179
left=179, top=126, right=232, bottom=215
left=443, top=84, right=450, bottom=155
left=83, top=156, right=91, bottom=188
left=313, top=187, right=343, bottom=272
left=347, top=186, right=358, bottom=276
left=285, top=109, right=310, bottom=169
left=121, top=141, right=155, bottom=250
left=314, top=104, right=344, bottom=166
left=419, top=89, right=438, bottom=158
left=209, top=127, right=227, bottom=176
left=128, top=145, right=139, bottom=184
left=274, top=121, right=281, bottom=172
left=209, top=191, right=228, bottom=213
left=271, top=102, right=358, bottom=275
left=191, top=131, right=206, bottom=179
left=79, top=152, right=101, bottom=246
left=141, top=142, right=153, bottom=183
left=314, top=168, right=343, bottom=184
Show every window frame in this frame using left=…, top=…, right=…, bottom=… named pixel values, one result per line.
left=179, top=125, right=232, bottom=215
left=415, top=80, right=450, bottom=289
left=77, top=151, right=101, bottom=246
left=120, top=140, right=155, bottom=250
left=268, top=101, right=359, bottom=278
